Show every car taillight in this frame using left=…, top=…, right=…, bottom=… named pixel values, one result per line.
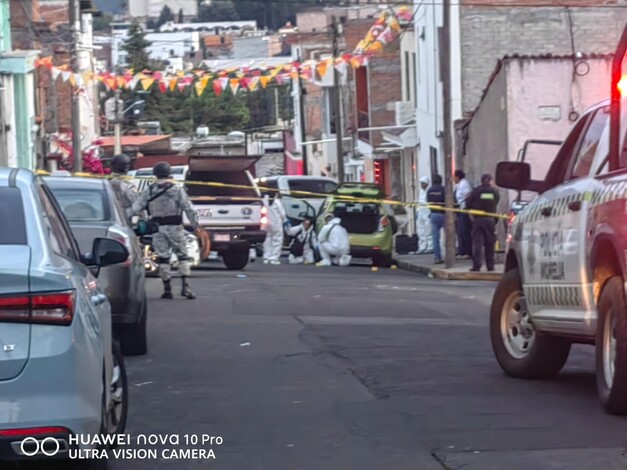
left=260, top=206, right=268, bottom=225
left=378, top=216, right=389, bottom=232
left=0, top=427, right=70, bottom=437
left=0, top=291, right=75, bottom=326
left=107, top=225, right=132, bottom=264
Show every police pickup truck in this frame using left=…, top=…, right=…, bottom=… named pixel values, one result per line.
left=491, top=24, right=627, bottom=415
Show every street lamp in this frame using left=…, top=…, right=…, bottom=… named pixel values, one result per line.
left=106, top=96, right=146, bottom=154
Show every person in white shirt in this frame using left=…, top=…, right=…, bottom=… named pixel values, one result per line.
left=316, top=214, right=351, bottom=267
left=287, top=218, right=318, bottom=264
left=262, top=193, right=287, bottom=265
left=454, top=170, right=473, bottom=258
left=416, top=176, right=433, bottom=253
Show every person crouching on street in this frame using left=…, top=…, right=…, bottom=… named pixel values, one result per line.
left=128, top=161, right=201, bottom=300
left=316, top=213, right=351, bottom=267
left=287, top=217, right=317, bottom=264
left=262, top=191, right=287, bottom=265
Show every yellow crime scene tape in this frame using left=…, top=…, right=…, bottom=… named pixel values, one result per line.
left=36, top=170, right=510, bottom=220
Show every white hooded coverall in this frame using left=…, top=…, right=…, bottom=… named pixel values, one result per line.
left=263, top=195, right=286, bottom=262
left=287, top=222, right=317, bottom=264
left=318, top=217, right=351, bottom=266
left=417, top=176, right=433, bottom=253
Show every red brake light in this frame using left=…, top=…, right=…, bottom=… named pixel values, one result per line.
left=618, top=76, right=627, bottom=95
left=0, top=427, right=70, bottom=437
left=31, top=292, right=75, bottom=325
left=0, top=292, right=75, bottom=326
left=0, top=296, right=30, bottom=323
left=378, top=216, right=389, bottom=232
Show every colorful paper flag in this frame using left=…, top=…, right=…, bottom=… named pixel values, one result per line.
left=212, top=79, right=223, bottom=96
left=260, top=76, right=271, bottom=88
left=141, top=78, right=155, bottom=91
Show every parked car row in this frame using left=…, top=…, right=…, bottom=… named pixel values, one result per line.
left=0, top=168, right=164, bottom=467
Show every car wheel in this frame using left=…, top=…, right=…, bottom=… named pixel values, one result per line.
left=595, top=276, right=627, bottom=414
left=120, top=298, right=148, bottom=356
left=490, top=269, right=570, bottom=379
left=105, top=340, right=128, bottom=436
left=223, top=250, right=249, bottom=270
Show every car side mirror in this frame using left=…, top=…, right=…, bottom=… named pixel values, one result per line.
left=90, top=238, right=129, bottom=267
left=495, top=161, right=544, bottom=193
left=134, top=220, right=159, bottom=236
left=496, top=161, right=530, bottom=190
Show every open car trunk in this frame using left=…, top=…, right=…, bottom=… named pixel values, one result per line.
left=333, top=202, right=380, bottom=234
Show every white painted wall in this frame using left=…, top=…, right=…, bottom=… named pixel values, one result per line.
left=145, top=31, right=200, bottom=61
left=400, top=30, right=416, bottom=106
left=506, top=58, right=612, bottom=182
left=414, top=0, right=445, bottom=182
left=0, top=75, right=17, bottom=167
left=130, top=0, right=198, bottom=18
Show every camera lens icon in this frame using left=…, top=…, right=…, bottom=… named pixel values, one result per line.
left=20, top=437, right=60, bottom=457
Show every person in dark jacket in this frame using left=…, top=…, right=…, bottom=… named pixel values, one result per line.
left=426, top=174, right=446, bottom=264
left=466, top=173, right=500, bottom=272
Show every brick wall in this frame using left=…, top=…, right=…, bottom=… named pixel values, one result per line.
left=343, top=20, right=403, bottom=145
left=460, top=3, right=627, bottom=114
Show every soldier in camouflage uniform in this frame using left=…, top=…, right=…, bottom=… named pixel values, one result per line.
left=109, top=154, right=138, bottom=216
left=129, top=162, right=200, bottom=300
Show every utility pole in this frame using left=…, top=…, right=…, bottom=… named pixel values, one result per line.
left=297, top=73, right=309, bottom=175
left=114, top=89, right=122, bottom=155
left=70, top=0, right=82, bottom=171
left=332, top=16, right=345, bottom=183
left=442, top=0, right=456, bottom=268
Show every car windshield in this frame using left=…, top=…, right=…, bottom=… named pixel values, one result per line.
left=50, top=188, right=109, bottom=221
left=0, top=187, right=27, bottom=245
left=186, top=171, right=257, bottom=198
left=288, top=179, right=338, bottom=197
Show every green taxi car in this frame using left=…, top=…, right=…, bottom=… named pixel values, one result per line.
left=316, top=183, right=397, bottom=267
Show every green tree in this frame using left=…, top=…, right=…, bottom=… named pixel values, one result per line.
left=182, top=87, right=250, bottom=133
left=121, top=21, right=152, bottom=72
left=196, top=1, right=240, bottom=22
left=156, top=5, right=175, bottom=28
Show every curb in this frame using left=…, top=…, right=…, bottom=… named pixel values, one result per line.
left=394, top=259, right=502, bottom=282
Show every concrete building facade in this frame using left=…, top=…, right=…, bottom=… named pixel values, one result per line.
left=461, top=55, right=613, bottom=245
left=0, top=1, right=40, bottom=169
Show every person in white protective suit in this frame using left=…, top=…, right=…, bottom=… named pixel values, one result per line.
left=262, top=192, right=287, bottom=265
left=416, top=176, right=433, bottom=253
left=316, top=214, right=351, bottom=267
left=287, top=217, right=318, bottom=264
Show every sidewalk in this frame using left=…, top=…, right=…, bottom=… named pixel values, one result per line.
left=394, top=253, right=503, bottom=281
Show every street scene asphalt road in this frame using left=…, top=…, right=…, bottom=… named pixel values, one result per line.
left=107, top=262, right=627, bottom=470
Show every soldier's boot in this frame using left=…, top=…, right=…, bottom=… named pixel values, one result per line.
left=161, top=280, right=173, bottom=299
left=181, top=277, right=196, bottom=300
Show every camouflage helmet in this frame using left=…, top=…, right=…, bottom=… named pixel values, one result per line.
left=153, top=161, right=171, bottom=179
left=111, top=154, right=131, bottom=173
